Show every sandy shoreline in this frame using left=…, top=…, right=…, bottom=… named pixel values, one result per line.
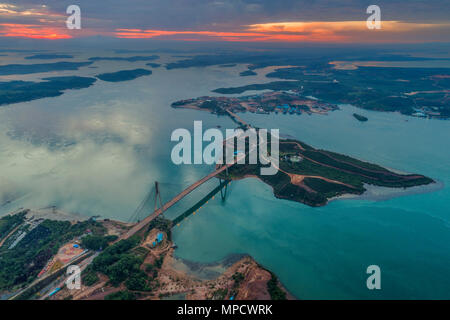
left=329, top=180, right=444, bottom=203
left=168, top=252, right=296, bottom=299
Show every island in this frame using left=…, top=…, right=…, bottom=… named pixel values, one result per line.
left=0, top=76, right=97, bottom=106
left=0, top=61, right=93, bottom=75
left=213, top=81, right=302, bottom=94
left=0, top=210, right=289, bottom=300
left=240, top=70, right=257, bottom=76
left=88, top=55, right=159, bottom=62
left=353, top=113, right=368, bottom=122
left=219, top=64, right=237, bottom=68
left=25, top=54, right=74, bottom=60
left=146, top=63, right=161, bottom=68
left=165, top=52, right=449, bottom=119
left=217, top=136, right=434, bottom=207
left=172, top=91, right=434, bottom=207
left=172, top=90, right=338, bottom=116
left=95, top=69, right=152, bottom=82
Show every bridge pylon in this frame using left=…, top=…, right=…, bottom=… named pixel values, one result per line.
left=154, top=181, right=164, bottom=215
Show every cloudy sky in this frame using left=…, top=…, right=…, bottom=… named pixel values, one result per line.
left=0, top=0, right=449, bottom=42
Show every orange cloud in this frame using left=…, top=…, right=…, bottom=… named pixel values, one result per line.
left=115, top=28, right=341, bottom=42
left=0, top=3, right=72, bottom=39
left=0, top=23, right=71, bottom=39
left=115, top=21, right=450, bottom=43
left=248, top=21, right=448, bottom=33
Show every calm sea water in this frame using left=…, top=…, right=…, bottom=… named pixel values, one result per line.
left=173, top=106, right=450, bottom=299
left=0, top=53, right=449, bottom=299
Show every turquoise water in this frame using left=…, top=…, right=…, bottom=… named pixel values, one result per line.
left=173, top=105, right=450, bottom=299
left=1, top=54, right=449, bottom=299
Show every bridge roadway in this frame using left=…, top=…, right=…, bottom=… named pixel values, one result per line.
left=225, top=109, right=250, bottom=128
left=121, top=119, right=257, bottom=240
left=120, top=160, right=238, bottom=240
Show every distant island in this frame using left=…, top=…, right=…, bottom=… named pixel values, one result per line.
left=213, top=81, right=301, bottom=94
left=353, top=113, right=368, bottom=122
left=89, top=55, right=159, bottom=62
left=240, top=70, right=257, bottom=76
left=96, top=69, right=152, bottom=82
left=0, top=76, right=97, bottom=106
left=172, top=90, right=338, bottom=116
left=146, top=63, right=161, bottom=68
left=25, top=54, right=74, bottom=60
left=164, top=52, right=449, bottom=119
left=0, top=61, right=93, bottom=75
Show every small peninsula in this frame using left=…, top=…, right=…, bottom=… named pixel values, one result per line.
left=89, top=55, right=159, bottom=62
left=25, top=54, right=74, bottom=60
left=0, top=61, right=93, bottom=75
left=240, top=70, right=257, bottom=76
left=146, top=63, right=161, bottom=68
left=95, top=69, right=152, bottom=82
left=172, top=92, right=434, bottom=207
left=218, top=137, right=434, bottom=207
left=0, top=76, right=97, bottom=106
left=353, top=113, right=368, bottom=122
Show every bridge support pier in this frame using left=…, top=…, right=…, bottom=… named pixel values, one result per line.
left=219, top=178, right=228, bottom=202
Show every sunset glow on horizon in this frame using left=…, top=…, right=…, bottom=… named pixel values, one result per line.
left=0, top=2, right=449, bottom=42
left=114, top=21, right=450, bottom=43
left=0, top=23, right=71, bottom=39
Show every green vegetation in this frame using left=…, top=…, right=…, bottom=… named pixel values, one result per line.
left=0, top=76, right=97, bottom=106
left=212, top=288, right=228, bottom=300
left=267, top=272, right=286, bottom=300
left=86, top=217, right=173, bottom=296
left=82, top=266, right=100, bottom=286
left=147, top=217, right=172, bottom=241
left=91, top=236, right=140, bottom=284
left=0, top=210, right=26, bottom=240
left=125, top=269, right=150, bottom=291
left=0, top=61, right=92, bottom=75
left=90, top=236, right=154, bottom=290
left=105, top=290, right=136, bottom=300
left=81, top=234, right=118, bottom=251
left=220, top=136, right=434, bottom=207
left=0, top=218, right=104, bottom=292
left=179, top=51, right=449, bottom=118
left=266, top=66, right=450, bottom=117
left=96, top=69, right=152, bottom=82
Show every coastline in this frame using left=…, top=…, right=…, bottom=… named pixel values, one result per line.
left=223, top=174, right=441, bottom=207
left=168, top=252, right=296, bottom=300
left=2, top=208, right=290, bottom=300
left=329, top=179, right=444, bottom=203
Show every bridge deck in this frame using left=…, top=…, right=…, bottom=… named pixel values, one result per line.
left=121, top=161, right=235, bottom=239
